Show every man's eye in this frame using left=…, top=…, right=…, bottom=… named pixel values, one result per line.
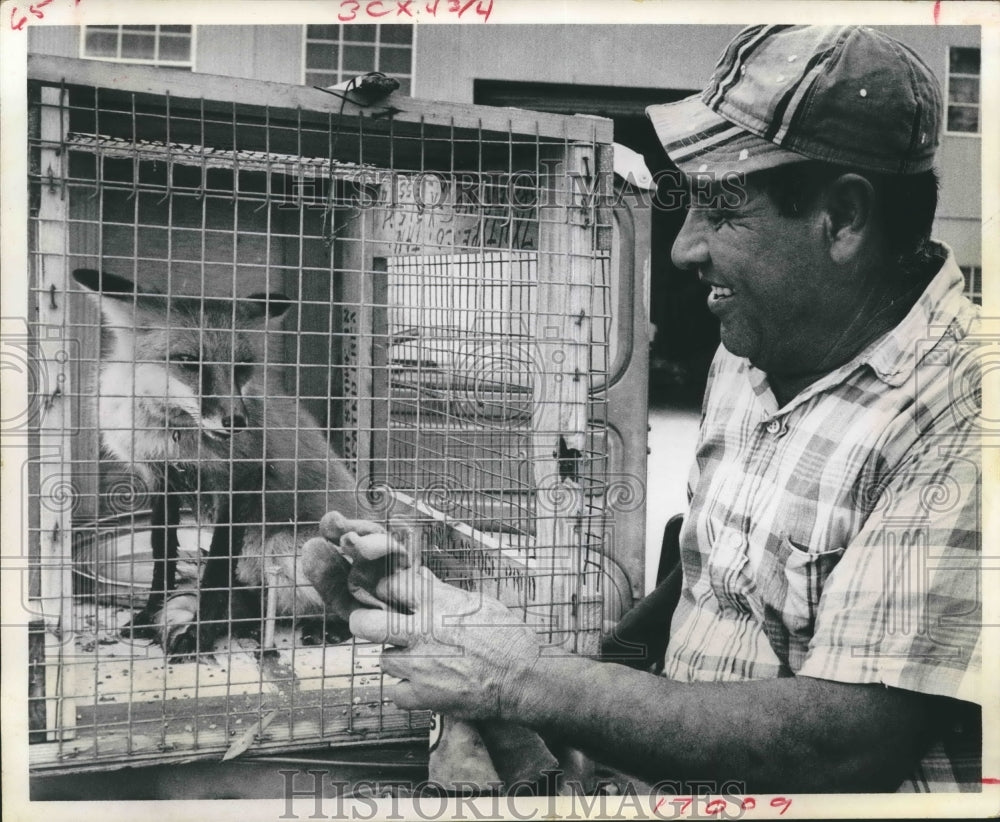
left=706, top=210, right=732, bottom=228
left=691, top=208, right=731, bottom=229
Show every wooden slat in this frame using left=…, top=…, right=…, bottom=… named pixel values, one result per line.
left=30, top=607, right=428, bottom=773
left=27, top=55, right=613, bottom=147
left=35, top=85, right=78, bottom=743
left=30, top=696, right=427, bottom=774
left=335, top=202, right=376, bottom=482
left=533, top=143, right=604, bottom=655
left=64, top=133, right=364, bottom=175
left=601, top=193, right=652, bottom=602
left=369, top=257, right=391, bottom=498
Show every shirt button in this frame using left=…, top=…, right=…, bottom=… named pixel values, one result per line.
left=766, top=420, right=782, bottom=435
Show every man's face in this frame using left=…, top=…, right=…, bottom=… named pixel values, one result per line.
left=671, top=176, right=850, bottom=378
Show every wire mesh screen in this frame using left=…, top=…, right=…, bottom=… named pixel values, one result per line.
left=380, top=252, right=538, bottom=528
left=25, top=58, right=625, bottom=773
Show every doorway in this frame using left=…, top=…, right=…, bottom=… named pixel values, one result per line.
left=474, top=79, right=720, bottom=403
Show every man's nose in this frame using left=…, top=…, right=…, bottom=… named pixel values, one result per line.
left=670, top=210, right=709, bottom=271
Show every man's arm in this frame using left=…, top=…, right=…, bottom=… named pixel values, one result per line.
left=510, top=653, right=934, bottom=793
left=348, top=567, right=937, bottom=793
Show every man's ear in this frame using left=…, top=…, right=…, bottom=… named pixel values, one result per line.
left=821, top=174, right=876, bottom=266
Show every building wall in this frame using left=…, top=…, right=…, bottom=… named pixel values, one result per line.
left=194, top=25, right=304, bottom=84
left=26, top=24, right=78, bottom=58
left=28, top=23, right=982, bottom=265
left=413, top=24, right=743, bottom=101
left=414, top=23, right=982, bottom=267
left=28, top=24, right=305, bottom=84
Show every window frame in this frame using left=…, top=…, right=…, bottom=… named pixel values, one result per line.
left=944, top=45, right=980, bottom=137
left=78, top=25, right=197, bottom=70
left=301, top=24, right=416, bottom=96
left=959, top=265, right=983, bottom=305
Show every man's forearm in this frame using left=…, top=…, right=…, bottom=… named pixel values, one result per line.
left=506, top=654, right=931, bottom=792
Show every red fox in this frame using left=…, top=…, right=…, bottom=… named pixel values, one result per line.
left=73, top=269, right=371, bottom=656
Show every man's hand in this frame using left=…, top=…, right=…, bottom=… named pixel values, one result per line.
left=352, top=567, right=543, bottom=721
left=303, top=519, right=542, bottom=721
left=302, top=511, right=408, bottom=620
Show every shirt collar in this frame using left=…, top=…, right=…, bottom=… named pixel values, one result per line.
left=858, top=244, right=973, bottom=387
left=746, top=244, right=974, bottom=412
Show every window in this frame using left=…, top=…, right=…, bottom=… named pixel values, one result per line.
left=304, top=25, right=413, bottom=95
left=960, top=265, right=982, bottom=305
left=81, top=25, right=194, bottom=68
left=946, top=46, right=980, bottom=134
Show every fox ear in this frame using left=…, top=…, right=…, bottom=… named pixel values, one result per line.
left=242, top=292, right=292, bottom=322
left=72, top=268, right=156, bottom=331
left=72, top=268, right=139, bottom=298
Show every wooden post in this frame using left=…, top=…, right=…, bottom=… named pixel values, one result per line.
left=35, top=85, right=77, bottom=741
left=369, top=257, right=390, bottom=503
left=533, top=141, right=602, bottom=654
left=336, top=191, right=377, bottom=508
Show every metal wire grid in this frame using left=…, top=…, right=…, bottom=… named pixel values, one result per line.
left=26, top=73, right=615, bottom=772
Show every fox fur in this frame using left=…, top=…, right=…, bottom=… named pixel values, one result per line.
left=74, top=269, right=368, bottom=654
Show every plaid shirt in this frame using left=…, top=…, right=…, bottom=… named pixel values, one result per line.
left=663, top=246, right=982, bottom=791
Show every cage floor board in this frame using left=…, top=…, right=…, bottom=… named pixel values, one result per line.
left=30, top=600, right=427, bottom=772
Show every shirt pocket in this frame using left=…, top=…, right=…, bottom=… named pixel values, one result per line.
left=755, top=535, right=846, bottom=638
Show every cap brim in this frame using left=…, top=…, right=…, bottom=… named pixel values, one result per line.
left=647, top=95, right=808, bottom=176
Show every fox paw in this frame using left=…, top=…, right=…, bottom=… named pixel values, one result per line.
left=300, top=617, right=352, bottom=646
left=120, top=607, right=161, bottom=641
left=156, top=592, right=221, bottom=661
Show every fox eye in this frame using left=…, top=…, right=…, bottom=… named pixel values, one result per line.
left=234, top=363, right=254, bottom=386
left=170, top=353, right=200, bottom=371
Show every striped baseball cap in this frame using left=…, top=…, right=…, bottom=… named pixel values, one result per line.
left=647, top=25, right=942, bottom=176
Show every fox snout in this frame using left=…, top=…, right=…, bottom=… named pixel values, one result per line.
left=203, top=413, right=247, bottom=440
left=202, top=392, right=251, bottom=440
left=222, top=412, right=248, bottom=432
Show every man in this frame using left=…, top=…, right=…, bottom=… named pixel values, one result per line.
left=308, top=26, right=982, bottom=793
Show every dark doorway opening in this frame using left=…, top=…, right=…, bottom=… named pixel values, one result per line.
left=474, top=79, right=720, bottom=403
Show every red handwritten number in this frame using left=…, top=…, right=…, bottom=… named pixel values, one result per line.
left=339, top=0, right=360, bottom=21
left=740, top=797, right=756, bottom=811
left=11, top=0, right=84, bottom=30
left=476, top=0, right=493, bottom=20
left=425, top=0, right=440, bottom=14
left=674, top=797, right=693, bottom=814
left=705, top=799, right=728, bottom=815
left=770, top=797, right=792, bottom=815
